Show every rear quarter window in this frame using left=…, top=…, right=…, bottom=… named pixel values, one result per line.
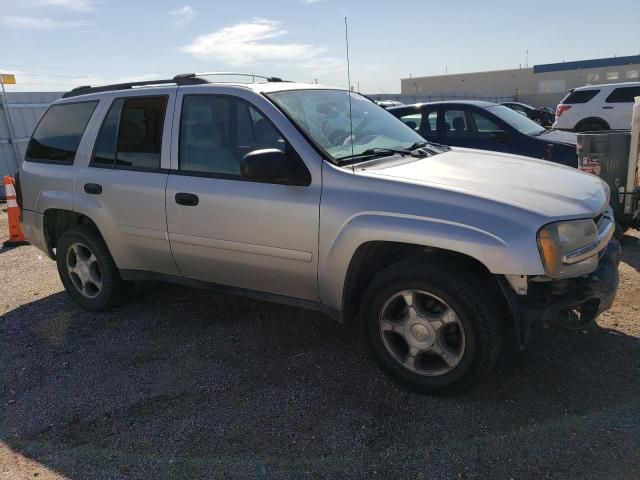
left=561, top=90, right=599, bottom=104
left=25, top=101, right=98, bottom=164
left=605, top=86, right=640, bottom=103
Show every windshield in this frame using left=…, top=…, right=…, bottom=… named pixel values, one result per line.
left=485, top=105, right=545, bottom=135
left=267, top=89, right=426, bottom=162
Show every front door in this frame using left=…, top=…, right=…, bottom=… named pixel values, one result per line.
left=165, top=90, right=321, bottom=301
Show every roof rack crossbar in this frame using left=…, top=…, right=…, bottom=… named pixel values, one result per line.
left=62, top=75, right=209, bottom=98
left=182, top=72, right=285, bottom=82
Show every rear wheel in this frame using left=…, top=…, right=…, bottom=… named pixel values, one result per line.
left=360, top=258, right=502, bottom=395
left=56, top=226, right=128, bottom=311
left=575, top=118, right=609, bottom=132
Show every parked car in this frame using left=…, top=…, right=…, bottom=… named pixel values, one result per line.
left=389, top=101, right=578, bottom=167
left=18, top=75, right=619, bottom=395
left=501, top=101, right=555, bottom=127
left=375, top=99, right=404, bottom=109
left=553, top=81, right=640, bottom=132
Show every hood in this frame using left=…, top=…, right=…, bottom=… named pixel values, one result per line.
left=534, top=129, right=577, bottom=146
left=359, top=148, right=608, bottom=218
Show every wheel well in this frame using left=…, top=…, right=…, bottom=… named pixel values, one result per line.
left=43, top=209, right=101, bottom=258
left=575, top=117, right=610, bottom=131
left=341, top=241, right=506, bottom=324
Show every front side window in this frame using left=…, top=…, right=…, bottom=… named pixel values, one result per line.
left=605, top=86, right=640, bottom=103
left=26, top=101, right=97, bottom=163
left=485, top=105, right=544, bottom=136
left=179, top=95, right=290, bottom=178
left=267, top=89, right=425, bottom=162
left=91, top=96, right=167, bottom=170
left=471, top=112, right=503, bottom=133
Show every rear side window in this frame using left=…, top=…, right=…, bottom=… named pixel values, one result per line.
left=561, top=90, right=599, bottom=104
left=605, top=86, right=640, bottom=103
left=91, top=96, right=167, bottom=170
left=26, top=101, right=97, bottom=164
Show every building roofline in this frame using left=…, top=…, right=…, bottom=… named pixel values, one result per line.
left=402, top=54, right=640, bottom=82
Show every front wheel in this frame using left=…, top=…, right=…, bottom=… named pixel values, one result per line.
left=360, top=258, right=502, bottom=395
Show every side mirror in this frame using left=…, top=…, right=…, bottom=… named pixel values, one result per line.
left=241, top=149, right=296, bottom=184
left=491, top=131, right=510, bottom=143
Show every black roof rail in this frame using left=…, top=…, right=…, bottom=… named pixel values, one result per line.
left=62, top=75, right=209, bottom=98
left=62, top=72, right=286, bottom=98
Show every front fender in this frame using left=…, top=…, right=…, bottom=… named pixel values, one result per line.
left=318, top=211, right=545, bottom=311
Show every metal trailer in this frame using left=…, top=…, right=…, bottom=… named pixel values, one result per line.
left=577, top=97, right=640, bottom=235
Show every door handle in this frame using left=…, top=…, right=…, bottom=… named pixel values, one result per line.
left=84, top=183, right=102, bottom=195
left=602, top=106, right=614, bottom=109
left=175, top=192, right=199, bottom=206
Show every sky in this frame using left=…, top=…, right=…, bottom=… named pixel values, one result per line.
left=1, top=0, right=639, bottom=93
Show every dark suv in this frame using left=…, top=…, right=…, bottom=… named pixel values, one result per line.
left=389, top=101, right=578, bottom=167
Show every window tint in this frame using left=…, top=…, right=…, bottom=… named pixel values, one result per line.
left=26, top=101, right=97, bottom=163
left=179, top=95, right=287, bottom=178
left=471, top=112, right=502, bottom=133
left=400, top=113, right=421, bottom=130
left=91, top=96, right=167, bottom=170
left=116, top=97, right=166, bottom=169
left=605, top=86, right=640, bottom=103
left=92, top=98, right=123, bottom=166
left=562, top=90, right=599, bottom=104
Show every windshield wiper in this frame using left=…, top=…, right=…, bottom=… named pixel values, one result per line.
left=407, top=141, right=451, bottom=152
left=336, top=147, right=413, bottom=164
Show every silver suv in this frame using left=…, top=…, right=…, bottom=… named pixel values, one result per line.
left=18, top=73, right=621, bottom=394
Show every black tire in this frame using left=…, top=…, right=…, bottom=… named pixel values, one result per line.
left=575, top=119, right=609, bottom=132
left=360, top=258, right=502, bottom=395
left=56, top=225, right=127, bottom=311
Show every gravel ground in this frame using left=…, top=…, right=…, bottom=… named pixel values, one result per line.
left=1, top=207, right=639, bottom=479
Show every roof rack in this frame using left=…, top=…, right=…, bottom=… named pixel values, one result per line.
left=62, top=72, right=286, bottom=98
left=183, top=72, right=285, bottom=83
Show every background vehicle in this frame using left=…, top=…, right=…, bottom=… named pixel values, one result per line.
left=554, top=82, right=640, bottom=132
left=389, top=101, right=578, bottom=167
left=18, top=75, right=618, bottom=395
left=501, top=101, right=555, bottom=127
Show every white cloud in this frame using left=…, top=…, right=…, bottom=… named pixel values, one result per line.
left=169, top=5, right=197, bottom=26
left=0, top=15, right=91, bottom=29
left=39, top=0, right=96, bottom=11
left=181, top=18, right=326, bottom=66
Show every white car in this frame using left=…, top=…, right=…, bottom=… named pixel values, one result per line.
left=553, top=81, right=640, bottom=132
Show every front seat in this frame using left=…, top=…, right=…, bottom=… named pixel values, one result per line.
left=452, top=117, right=466, bottom=136
left=182, top=123, right=240, bottom=175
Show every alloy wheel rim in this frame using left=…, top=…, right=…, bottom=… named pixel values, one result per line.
left=66, top=242, right=102, bottom=299
left=379, top=289, right=466, bottom=376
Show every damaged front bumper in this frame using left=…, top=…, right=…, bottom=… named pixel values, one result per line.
left=501, top=239, right=622, bottom=347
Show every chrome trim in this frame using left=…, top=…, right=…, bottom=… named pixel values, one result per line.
left=562, top=220, right=614, bottom=265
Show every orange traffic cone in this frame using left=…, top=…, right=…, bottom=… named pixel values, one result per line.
left=3, top=175, right=28, bottom=248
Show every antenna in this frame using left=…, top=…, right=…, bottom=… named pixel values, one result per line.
left=345, top=16, right=354, bottom=161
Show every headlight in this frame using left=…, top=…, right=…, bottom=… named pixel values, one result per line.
left=537, top=219, right=598, bottom=278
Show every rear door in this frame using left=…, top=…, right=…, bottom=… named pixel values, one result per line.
left=165, top=87, right=321, bottom=301
left=74, top=89, right=178, bottom=275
